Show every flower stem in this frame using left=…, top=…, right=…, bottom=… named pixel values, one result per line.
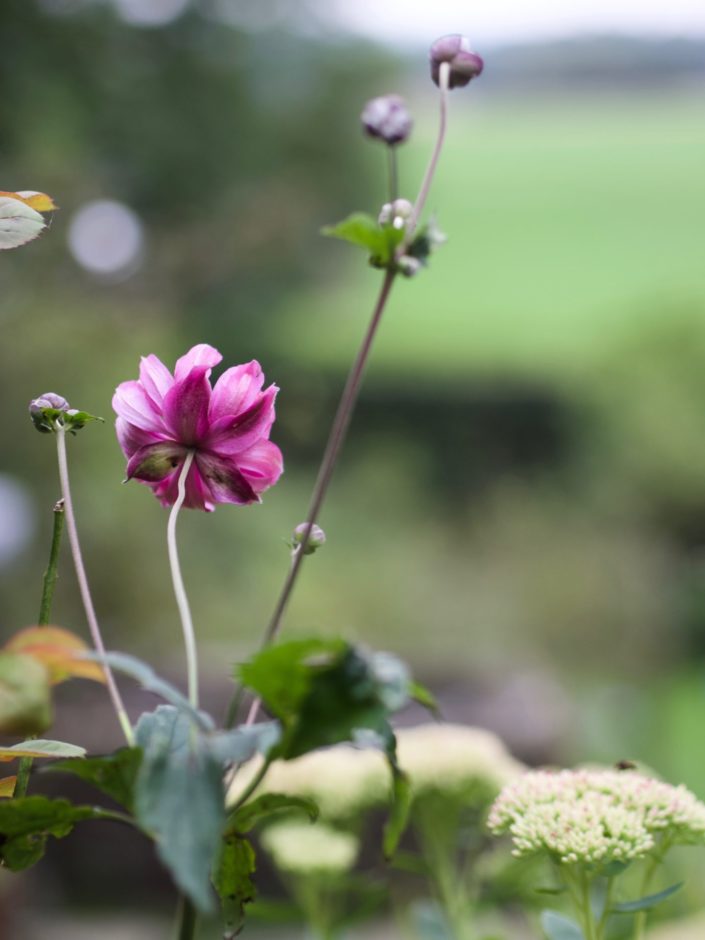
left=633, top=838, right=671, bottom=940
left=16, top=498, right=67, bottom=798
left=38, top=498, right=65, bottom=625
left=55, top=427, right=134, bottom=746
left=401, top=60, right=450, bottom=251
left=225, top=62, right=455, bottom=731
left=387, top=145, right=399, bottom=202
left=175, top=896, right=197, bottom=940
left=167, top=450, right=199, bottom=709
left=224, top=267, right=397, bottom=730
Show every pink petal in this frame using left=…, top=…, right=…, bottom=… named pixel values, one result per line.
left=162, top=367, right=212, bottom=445
left=151, top=464, right=215, bottom=512
left=208, top=361, right=264, bottom=423
left=115, top=417, right=164, bottom=458
left=195, top=452, right=260, bottom=505
left=139, top=354, right=173, bottom=407
left=174, top=344, right=222, bottom=381
left=206, top=386, right=278, bottom=456
left=125, top=441, right=187, bottom=482
left=112, top=381, right=166, bottom=435
left=237, top=440, right=284, bottom=493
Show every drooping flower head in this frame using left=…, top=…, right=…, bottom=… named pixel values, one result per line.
left=113, top=344, right=283, bottom=511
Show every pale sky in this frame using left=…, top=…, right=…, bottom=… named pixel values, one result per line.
left=329, top=0, right=705, bottom=46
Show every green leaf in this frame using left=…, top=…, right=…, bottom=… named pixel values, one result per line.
left=0, top=739, right=85, bottom=762
left=409, top=681, right=441, bottom=717
left=321, top=212, right=404, bottom=266
left=93, top=652, right=213, bottom=731
left=0, top=652, right=51, bottom=736
left=383, top=767, right=412, bottom=859
left=612, top=881, right=683, bottom=914
left=209, top=722, right=281, bottom=765
left=134, top=706, right=225, bottom=913
left=47, top=748, right=142, bottom=812
left=0, top=796, right=97, bottom=871
left=226, top=793, right=318, bottom=836
left=0, top=193, right=46, bottom=250
left=239, top=640, right=411, bottom=760
left=212, top=836, right=256, bottom=938
left=238, top=638, right=346, bottom=725
left=541, top=910, right=586, bottom=940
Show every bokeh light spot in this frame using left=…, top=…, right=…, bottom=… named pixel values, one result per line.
left=68, top=199, right=145, bottom=277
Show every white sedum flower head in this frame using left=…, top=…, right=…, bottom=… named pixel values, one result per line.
left=396, top=723, right=525, bottom=799
left=260, top=820, right=359, bottom=875
left=488, top=768, right=705, bottom=866
left=227, top=746, right=389, bottom=820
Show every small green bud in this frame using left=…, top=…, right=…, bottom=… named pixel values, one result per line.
left=292, top=522, right=326, bottom=555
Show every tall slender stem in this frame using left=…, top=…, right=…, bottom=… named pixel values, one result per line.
left=387, top=145, right=399, bottom=202
left=224, top=268, right=396, bottom=730
left=38, top=498, right=64, bottom=625
left=167, top=450, right=199, bottom=709
left=225, top=61, right=455, bottom=731
left=16, top=498, right=68, bottom=798
left=401, top=60, right=450, bottom=251
left=633, top=839, right=670, bottom=940
left=55, top=427, right=134, bottom=746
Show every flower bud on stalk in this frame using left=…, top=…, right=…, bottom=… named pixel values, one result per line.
left=29, top=393, right=70, bottom=432
left=378, top=198, right=414, bottom=230
left=361, top=94, right=413, bottom=146
left=292, top=522, right=326, bottom=555
left=429, top=34, right=484, bottom=89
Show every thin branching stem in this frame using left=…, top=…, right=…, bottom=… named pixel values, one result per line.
left=55, top=426, right=134, bottom=746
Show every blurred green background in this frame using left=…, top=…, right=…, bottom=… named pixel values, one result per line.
left=2, top=0, right=705, bottom=933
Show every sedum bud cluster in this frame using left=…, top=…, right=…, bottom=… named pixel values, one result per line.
left=429, top=34, right=484, bottom=89
left=488, top=769, right=705, bottom=866
left=261, top=820, right=359, bottom=875
left=361, top=94, right=413, bottom=146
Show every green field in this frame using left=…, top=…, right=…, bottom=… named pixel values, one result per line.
left=272, top=91, right=705, bottom=381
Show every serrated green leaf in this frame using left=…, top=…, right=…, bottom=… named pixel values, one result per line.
left=541, top=910, right=585, bottom=940
left=47, top=747, right=142, bottom=812
left=226, top=792, right=319, bottom=836
left=0, top=652, right=51, bottom=736
left=213, top=836, right=256, bottom=938
left=0, top=796, right=97, bottom=871
left=612, top=881, right=683, bottom=914
left=135, top=706, right=224, bottom=913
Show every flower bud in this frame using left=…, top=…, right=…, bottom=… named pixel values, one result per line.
left=292, top=522, right=326, bottom=555
left=378, top=198, right=414, bottom=230
left=29, top=393, right=70, bottom=432
left=429, top=34, right=484, bottom=89
left=361, top=94, right=413, bottom=146
left=397, top=255, right=422, bottom=278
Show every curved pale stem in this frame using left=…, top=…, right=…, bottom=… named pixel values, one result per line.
left=400, top=61, right=450, bottom=252
left=55, top=427, right=134, bottom=746
left=167, top=450, right=199, bottom=708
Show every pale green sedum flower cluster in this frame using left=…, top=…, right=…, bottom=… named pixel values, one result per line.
left=488, top=769, right=705, bottom=866
left=260, top=820, right=359, bottom=875
left=228, top=723, right=523, bottom=819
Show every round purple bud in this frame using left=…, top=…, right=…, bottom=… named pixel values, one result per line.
left=429, top=34, right=484, bottom=89
left=361, top=94, right=413, bottom=146
left=29, top=393, right=69, bottom=415
left=293, top=522, right=326, bottom=555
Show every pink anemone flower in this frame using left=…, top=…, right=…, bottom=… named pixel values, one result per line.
left=113, top=344, right=283, bottom=511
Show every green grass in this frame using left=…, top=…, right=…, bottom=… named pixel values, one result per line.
left=271, top=91, right=705, bottom=381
